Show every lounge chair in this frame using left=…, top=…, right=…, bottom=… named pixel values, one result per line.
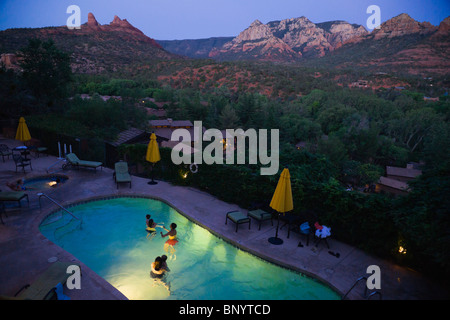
left=64, top=153, right=102, bottom=172
left=0, top=144, right=13, bottom=162
left=0, top=191, right=29, bottom=208
left=226, top=210, right=251, bottom=232
left=113, top=161, right=131, bottom=189
left=14, top=261, right=80, bottom=300
left=247, top=209, right=273, bottom=230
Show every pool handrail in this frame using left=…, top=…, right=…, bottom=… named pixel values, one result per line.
left=37, top=193, right=82, bottom=221
left=46, top=158, right=66, bottom=174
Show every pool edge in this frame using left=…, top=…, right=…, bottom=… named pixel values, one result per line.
left=38, top=193, right=344, bottom=300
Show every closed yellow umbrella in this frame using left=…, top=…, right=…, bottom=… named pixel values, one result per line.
left=15, top=117, right=31, bottom=143
left=268, top=168, right=293, bottom=245
left=146, top=133, right=160, bottom=185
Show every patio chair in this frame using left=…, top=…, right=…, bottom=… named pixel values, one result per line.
left=226, top=210, right=251, bottom=232
left=113, top=161, right=131, bottom=189
left=0, top=191, right=29, bottom=209
left=296, top=222, right=312, bottom=247
left=247, top=209, right=273, bottom=230
left=14, top=261, right=80, bottom=300
left=314, top=223, right=331, bottom=249
left=12, top=154, right=32, bottom=172
left=0, top=144, right=13, bottom=162
left=25, top=139, right=48, bottom=158
left=64, top=153, right=102, bottom=172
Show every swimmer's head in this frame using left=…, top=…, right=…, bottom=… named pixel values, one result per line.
left=146, top=214, right=150, bottom=219
left=170, top=223, right=177, bottom=230
left=161, top=255, right=167, bottom=262
left=154, top=256, right=162, bottom=270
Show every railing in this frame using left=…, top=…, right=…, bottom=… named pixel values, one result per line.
left=342, top=276, right=382, bottom=300
left=46, top=158, right=66, bottom=174
left=37, top=193, right=81, bottom=221
left=38, top=193, right=82, bottom=239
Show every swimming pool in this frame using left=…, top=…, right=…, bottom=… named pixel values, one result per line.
left=24, top=174, right=68, bottom=190
left=39, top=197, right=340, bottom=300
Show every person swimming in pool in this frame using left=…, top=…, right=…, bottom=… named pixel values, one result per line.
left=150, top=256, right=170, bottom=293
left=161, top=223, right=177, bottom=242
left=161, top=223, right=178, bottom=259
left=146, top=219, right=164, bottom=239
left=6, top=179, right=28, bottom=191
left=150, top=256, right=167, bottom=278
left=160, top=255, right=170, bottom=272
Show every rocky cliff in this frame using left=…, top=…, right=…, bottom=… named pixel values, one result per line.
left=209, top=16, right=367, bottom=61
left=210, top=20, right=301, bottom=61
left=0, top=12, right=175, bottom=73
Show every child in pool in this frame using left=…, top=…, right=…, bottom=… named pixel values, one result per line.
left=146, top=219, right=164, bottom=239
left=161, top=223, right=177, bottom=244
left=161, top=223, right=178, bottom=259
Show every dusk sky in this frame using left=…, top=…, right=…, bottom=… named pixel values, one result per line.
left=1, top=0, right=449, bottom=40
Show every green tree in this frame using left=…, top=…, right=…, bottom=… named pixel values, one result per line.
left=19, top=39, right=72, bottom=105
left=219, top=104, right=240, bottom=129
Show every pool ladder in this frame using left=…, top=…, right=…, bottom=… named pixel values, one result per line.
left=342, top=276, right=382, bottom=300
left=38, top=193, right=82, bottom=239
left=46, top=158, right=66, bottom=174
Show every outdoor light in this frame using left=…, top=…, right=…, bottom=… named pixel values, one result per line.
left=48, top=181, right=57, bottom=187
left=398, top=246, right=407, bottom=254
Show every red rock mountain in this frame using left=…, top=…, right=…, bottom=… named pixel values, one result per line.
left=310, top=13, right=450, bottom=75
left=204, top=13, right=449, bottom=75
left=0, top=13, right=176, bottom=73
left=210, top=16, right=368, bottom=61
left=210, top=20, right=301, bottom=61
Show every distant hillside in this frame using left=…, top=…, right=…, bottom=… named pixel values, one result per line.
left=0, top=13, right=180, bottom=73
left=157, top=37, right=233, bottom=58
left=157, top=13, right=449, bottom=76
left=305, top=14, right=450, bottom=76
left=205, top=16, right=367, bottom=61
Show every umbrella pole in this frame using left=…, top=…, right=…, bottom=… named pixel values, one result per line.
left=148, top=163, right=157, bottom=185
left=268, top=212, right=283, bottom=245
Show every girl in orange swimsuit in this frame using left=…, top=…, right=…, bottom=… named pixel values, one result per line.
left=161, top=223, right=178, bottom=246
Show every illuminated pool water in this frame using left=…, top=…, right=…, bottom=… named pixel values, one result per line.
left=24, top=174, right=68, bottom=190
left=39, top=197, right=340, bottom=300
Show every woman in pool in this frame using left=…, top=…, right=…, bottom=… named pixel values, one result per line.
left=6, top=179, right=28, bottom=191
left=150, top=256, right=166, bottom=278
left=150, top=256, right=170, bottom=293
left=161, top=223, right=178, bottom=259
left=161, top=223, right=177, bottom=245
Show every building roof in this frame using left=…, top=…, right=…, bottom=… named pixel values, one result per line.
left=378, top=176, right=409, bottom=191
left=149, top=119, right=171, bottom=127
left=109, top=128, right=147, bottom=147
left=386, top=166, right=422, bottom=179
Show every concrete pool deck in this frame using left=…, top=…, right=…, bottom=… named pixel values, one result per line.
left=0, top=136, right=449, bottom=300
